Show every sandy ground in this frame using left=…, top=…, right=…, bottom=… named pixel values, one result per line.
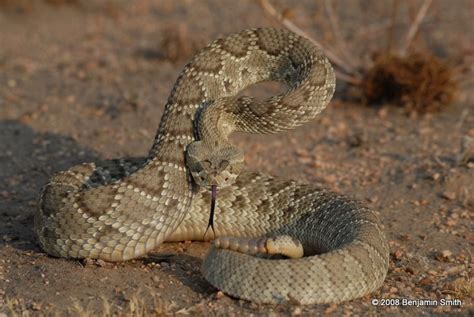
left=0, top=1, right=473, bottom=316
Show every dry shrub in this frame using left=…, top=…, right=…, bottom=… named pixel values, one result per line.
left=160, top=25, right=205, bottom=64
left=362, top=52, right=457, bottom=112
left=447, top=277, right=474, bottom=300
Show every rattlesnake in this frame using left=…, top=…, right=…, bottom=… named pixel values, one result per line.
left=35, top=28, right=389, bottom=304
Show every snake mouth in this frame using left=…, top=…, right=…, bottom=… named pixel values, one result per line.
left=204, top=184, right=217, bottom=239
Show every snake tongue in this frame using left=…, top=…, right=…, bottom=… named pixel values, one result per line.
left=204, top=184, right=217, bottom=239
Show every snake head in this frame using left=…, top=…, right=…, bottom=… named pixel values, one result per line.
left=186, top=141, right=244, bottom=190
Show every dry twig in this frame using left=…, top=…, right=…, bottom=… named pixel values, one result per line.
left=399, top=0, right=433, bottom=55
left=386, top=0, right=400, bottom=53
left=323, top=0, right=359, bottom=70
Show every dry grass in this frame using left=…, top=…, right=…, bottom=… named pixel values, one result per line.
left=5, top=291, right=172, bottom=317
left=444, top=276, right=474, bottom=302
left=362, top=52, right=457, bottom=112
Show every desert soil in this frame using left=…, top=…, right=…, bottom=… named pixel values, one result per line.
left=0, top=1, right=472, bottom=316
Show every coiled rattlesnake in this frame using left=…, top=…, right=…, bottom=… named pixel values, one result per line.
left=35, top=28, right=389, bottom=304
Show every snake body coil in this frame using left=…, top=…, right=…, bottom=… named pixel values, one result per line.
left=35, top=28, right=389, bottom=304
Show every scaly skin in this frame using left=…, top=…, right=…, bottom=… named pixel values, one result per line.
left=35, top=28, right=388, bottom=304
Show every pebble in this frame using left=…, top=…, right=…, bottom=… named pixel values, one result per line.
left=440, top=191, right=456, bottom=201
left=82, top=258, right=94, bottom=267
left=440, top=250, right=453, bottom=258
left=31, top=302, right=42, bottom=311
left=445, top=218, right=457, bottom=226
left=406, top=255, right=429, bottom=274
left=418, top=277, right=432, bottom=286
left=377, top=107, right=388, bottom=119
left=367, top=195, right=378, bottom=203
left=392, top=249, right=403, bottom=260
left=96, top=259, right=108, bottom=267
left=324, top=303, right=338, bottom=314
left=7, top=79, right=17, bottom=87
left=322, top=174, right=337, bottom=185
left=291, top=307, right=302, bottom=316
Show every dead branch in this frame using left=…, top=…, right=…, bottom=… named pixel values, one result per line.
left=258, top=0, right=360, bottom=82
left=323, top=0, right=360, bottom=70
left=386, top=0, right=400, bottom=53
left=335, top=71, right=361, bottom=85
left=399, top=0, right=432, bottom=56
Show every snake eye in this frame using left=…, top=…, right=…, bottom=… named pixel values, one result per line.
left=219, top=160, right=230, bottom=170
left=202, top=160, right=212, bottom=170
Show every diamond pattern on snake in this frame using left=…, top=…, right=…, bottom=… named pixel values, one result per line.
left=35, top=28, right=389, bottom=304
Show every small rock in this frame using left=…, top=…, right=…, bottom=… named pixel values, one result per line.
left=392, top=249, right=403, bottom=260
left=82, top=258, right=95, bottom=267
left=322, top=174, right=337, bottom=185
left=377, top=107, right=388, bottom=119
left=418, top=277, right=432, bottom=286
left=216, top=291, right=225, bottom=299
left=66, top=95, right=76, bottom=103
left=406, top=255, right=429, bottom=274
left=435, top=250, right=453, bottom=262
left=445, top=218, right=457, bottom=226
left=440, top=191, right=456, bottom=201
left=7, top=79, right=17, bottom=88
left=291, top=306, right=302, bottom=316
left=324, top=303, right=338, bottom=314
left=367, top=195, right=378, bottom=203
left=31, top=302, right=42, bottom=311
left=441, top=250, right=453, bottom=258
left=418, top=199, right=429, bottom=206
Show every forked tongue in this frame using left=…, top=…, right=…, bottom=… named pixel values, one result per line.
left=204, top=184, right=217, bottom=239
